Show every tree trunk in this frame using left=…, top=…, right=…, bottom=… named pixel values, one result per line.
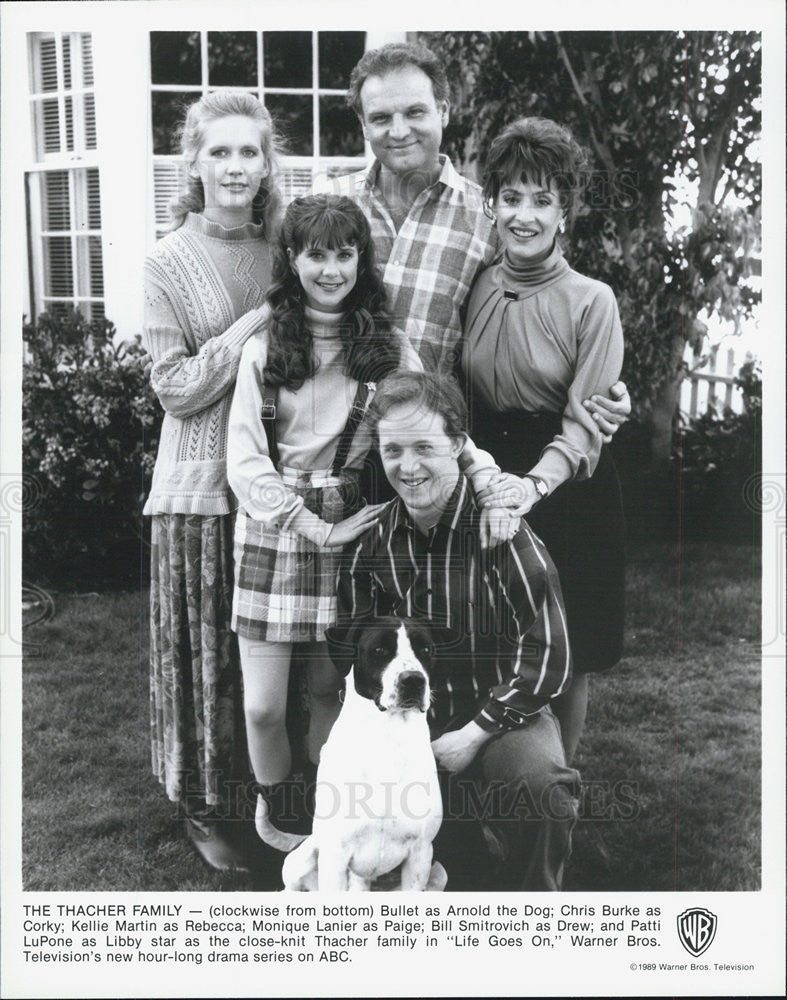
left=649, top=332, right=685, bottom=468
left=643, top=332, right=685, bottom=535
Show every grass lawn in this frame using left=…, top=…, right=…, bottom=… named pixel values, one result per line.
left=22, top=540, right=761, bottom=892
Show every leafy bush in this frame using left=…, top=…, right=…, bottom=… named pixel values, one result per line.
left=673, top=359, right=762, bottom=540
left=606, top=360, right=761, bottom=542
left=23, top=310, right=161, bottom=587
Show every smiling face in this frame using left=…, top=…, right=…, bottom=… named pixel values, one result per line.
left=289, top=243, right=359, bottom=313
left=377, top=401, right=463, bottom=529
left=359, top=65, right=448, bottom=181
left=192, top=115, right=268, bottom=227
left=494, top=176, right=565, bottom=264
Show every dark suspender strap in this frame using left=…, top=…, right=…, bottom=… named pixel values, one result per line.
left=331, top=381, right=375, bottom=476
left=260, top=386, right=279, bottom=470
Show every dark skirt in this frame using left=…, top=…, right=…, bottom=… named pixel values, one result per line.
left=469, top=406, right=625, bottom=673
left=149, top=513, right=248, bottom=810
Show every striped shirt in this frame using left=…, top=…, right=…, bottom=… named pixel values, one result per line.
left=318, top=156, right=499, bottom=374
left=336, top=476, right=572, bottom=735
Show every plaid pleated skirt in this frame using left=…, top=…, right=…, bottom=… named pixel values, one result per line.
left=232, top=467, right=362, bottom=644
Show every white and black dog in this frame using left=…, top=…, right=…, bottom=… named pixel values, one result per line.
left=255, top=618, right=446, bottom=891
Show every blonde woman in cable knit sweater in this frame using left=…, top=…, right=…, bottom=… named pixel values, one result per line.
left=142, top=92, right=281, bottom=872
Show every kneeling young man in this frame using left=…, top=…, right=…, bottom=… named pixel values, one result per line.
left=334, top=372, right=580, bottom=891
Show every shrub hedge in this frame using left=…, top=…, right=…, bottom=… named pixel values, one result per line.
left=610, top=359, right=762, bottom=543
left=674, top=359, right=762, bottom=541
left=23, top=310, right=161, bottom=588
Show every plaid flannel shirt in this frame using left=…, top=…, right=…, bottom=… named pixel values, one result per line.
left=318, top=156, right=499, bottom=374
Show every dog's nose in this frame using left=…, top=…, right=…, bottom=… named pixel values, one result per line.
left=397, top=670, right=427, bottom=705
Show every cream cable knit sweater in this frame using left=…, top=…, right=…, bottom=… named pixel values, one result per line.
left=142, top=212, right=272, bottom=516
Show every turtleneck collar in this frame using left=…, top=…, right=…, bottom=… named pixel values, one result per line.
left=499, top=239, right=569, bottom=292
left=185, top=212, right=265, bottom=242
left=304, top=304, right=345, bottom=338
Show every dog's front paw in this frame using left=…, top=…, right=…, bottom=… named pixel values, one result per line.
left=426, top=861, right=447, bottom=891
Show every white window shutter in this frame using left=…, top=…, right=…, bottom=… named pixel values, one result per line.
left=85, top=168, right=101, bottom=229
left=153, top=160, right=186, bottom=237
left=28, top=33, right=105, bottom=321
left=280, top=166, right=314, bottom=203
left=38, top=99, right=61, bottom=157
left=80, top=33, right=94, bottom=87
left=42, top=171, right=71, bottom=229
left=43, top=236, right=73, bottom=297
left=84, top=93, right=97, bottom=150
left=35, top=36, right=58, bottom=92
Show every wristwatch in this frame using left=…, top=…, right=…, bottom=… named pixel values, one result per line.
left=524, top=474, right=549, bottom=500
left=484, top=700, right=537, bottom=729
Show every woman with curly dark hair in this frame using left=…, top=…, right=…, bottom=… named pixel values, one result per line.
left=464, top=117, right=626, bottom=763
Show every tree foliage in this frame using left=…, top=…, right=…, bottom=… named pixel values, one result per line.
left=424, top=30, right=761, bottom=463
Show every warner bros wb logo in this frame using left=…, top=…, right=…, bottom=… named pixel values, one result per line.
left=677, top=908, right=718, bottom=957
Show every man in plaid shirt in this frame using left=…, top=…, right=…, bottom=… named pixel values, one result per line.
left=319, top=41, right=497, bottom=376
left=333, top=372, right=581, bottom=890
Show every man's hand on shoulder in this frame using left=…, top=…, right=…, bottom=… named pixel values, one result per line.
left=431, top=721, right=491, bottom=774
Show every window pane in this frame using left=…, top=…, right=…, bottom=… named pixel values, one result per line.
left=318, top=32, right=365, bottom=90
left=150, top=31, right=201, bottom=85
left=266, top=94, right=312, bottom=156
left=319, top=96, right=363, bottom=156
left=38, top=98, right=61, bottom=155
left=44, top=301, right=75, bottom=322
left=88, top=238, right=104, bottom=296
left=80, top=34, right=94, bottom=86
left=86, top=169, right=102, bottom=229
left=42, top=172, right=71, bottom=230
left=75, top=236, right=103, bottom=297
left=43, top=237, right=74, bottom=296
left=152, top=92, right=199, bottom=155
left=62, top=34, right=72, bottom=90
left=281, top=166, right=314, bottom=203
left=34, top=36, right=59, bottom=92
left=64, top=95, right=74, bottom=152
left=85, top=301, right=105, bottom=322
left=84, top=93, right=97, bottom=149
left=263, top=32, right=311, bottom=88
left=208, top=31, right=257, bottom=86
left=153, top=160, right=186, bottom=235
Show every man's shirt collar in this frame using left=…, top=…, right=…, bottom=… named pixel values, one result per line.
left=363, top=154, right=468, bottom=197
left=388, top=474, right=476, bottom=540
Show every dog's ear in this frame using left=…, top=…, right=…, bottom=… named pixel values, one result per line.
left=324, top=622, right=362, bottom=677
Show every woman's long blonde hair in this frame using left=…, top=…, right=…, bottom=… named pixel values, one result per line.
left=169, top=91, right=283, bottom=235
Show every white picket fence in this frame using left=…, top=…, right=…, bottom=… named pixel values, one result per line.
left=679, top=342, right=755, bottom=420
